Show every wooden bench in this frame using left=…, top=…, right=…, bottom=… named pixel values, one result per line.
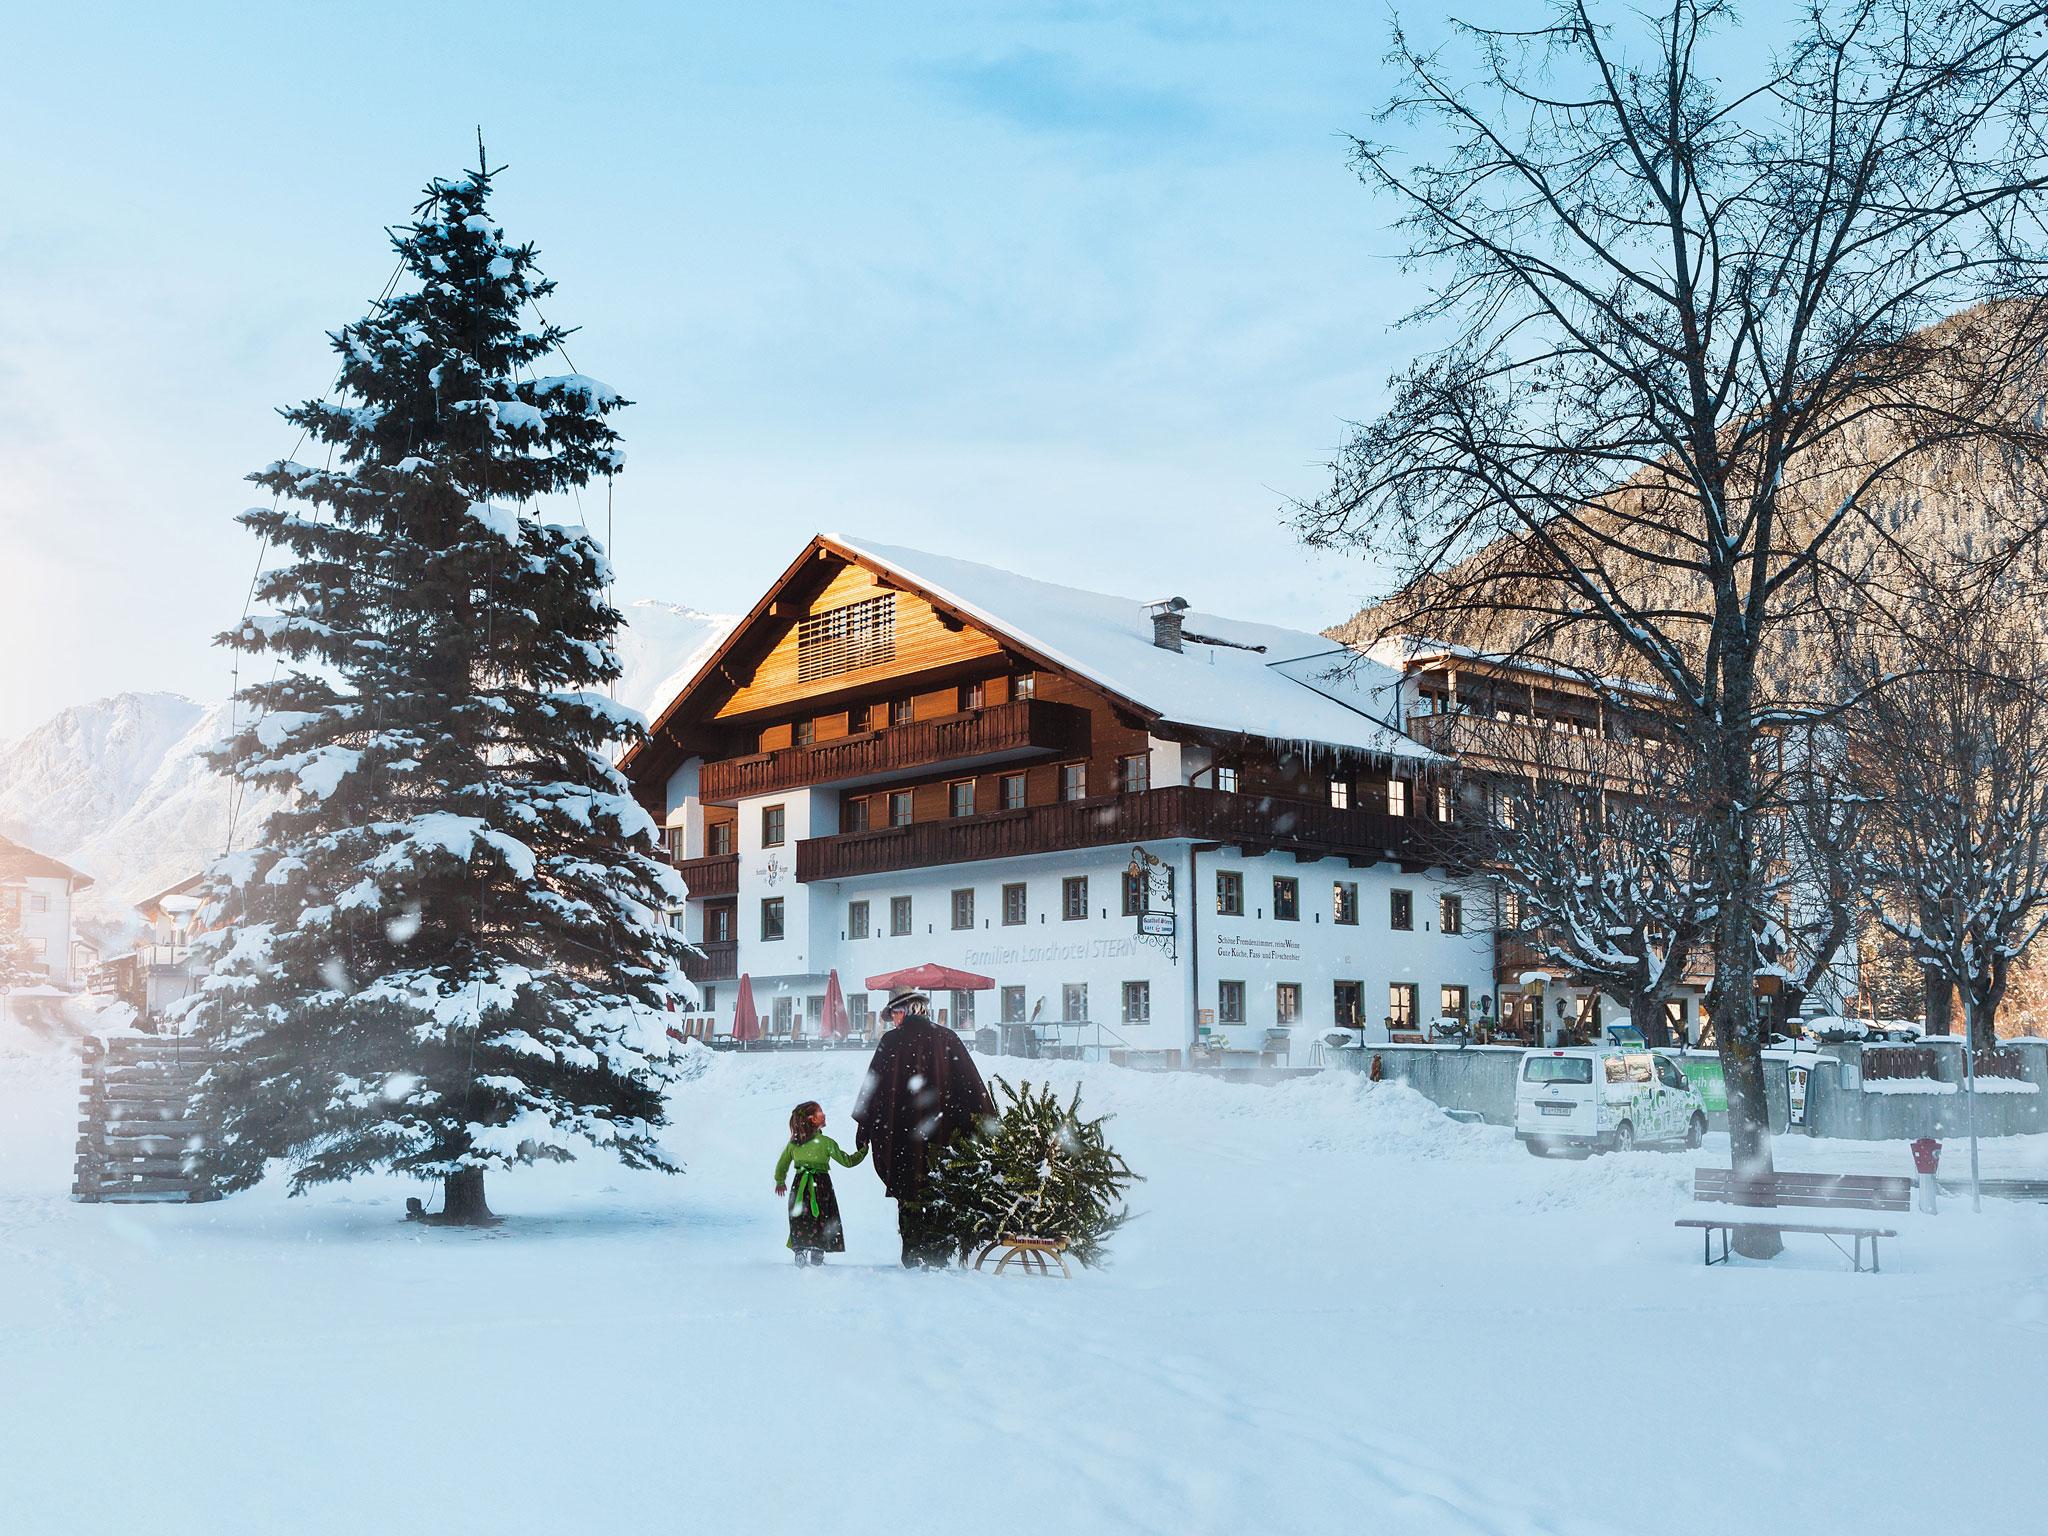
left=1676, top=1218, right=1896, bottom=1271
left=1678, top=1169, right=1910, bottom=1272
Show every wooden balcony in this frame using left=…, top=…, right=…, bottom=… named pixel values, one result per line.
left=671, top=852, right=738, bottom=899
left=795, top=785, right=1445, bottom=883
left=699, top=699, right=1086, bottom=803
left=682, top=939, right=738, bottom=984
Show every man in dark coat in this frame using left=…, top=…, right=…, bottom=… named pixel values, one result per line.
left=852, top=988, right=996, bottom=1267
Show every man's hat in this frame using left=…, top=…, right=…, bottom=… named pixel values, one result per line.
left=882, top=988, right=930, bottom=1014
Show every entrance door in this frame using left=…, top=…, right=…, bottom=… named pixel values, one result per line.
left=1334, top=981, right=1363, bottom=1031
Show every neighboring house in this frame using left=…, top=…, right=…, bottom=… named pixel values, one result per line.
left=623, top=534, right=1493, bottom=1066
left=0, top=834, right=94, bottom=990
left=1367, top=637, right=1860, bottom=1045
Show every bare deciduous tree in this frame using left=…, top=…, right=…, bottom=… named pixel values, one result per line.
left=1296, top=0, right=2048, bottom=1249
left=1847, top=595, right=2048, bottom=1052
left=1450, top=705, right=1712, bottom=1048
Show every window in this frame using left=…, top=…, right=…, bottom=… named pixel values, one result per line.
left=806, top=994, right=824, bottom=1032
left=1013, top=670, right=1036, bottom=700
left=1441, top=985, right=1468, bottom=1021
left=1276, top=982, right=1302, bottom=1023
left=1390, top=889, right=1414, bottom=931
left=1329, top=778, right=1350, bottom=810
left=1218, top=980, right=1246, bottom=1024
left=1439, top=894, right=1463, bottom=935
left=1501, top=890, right=1522, bottom=927
left=948, top=780, right=976, bottom=818
left=850, top=706, right=869, bottom=735
left=1121, top=870, right=1144, bottom=917
left=1002, top=883, right=1027, bottom=926
left=889, top=895, right=912, bottom=936
left=772, top=996, right=795, bottom=1035
left=891, top=696, right=914, bottom=727
left=1272, top=877, right=1299, bottom=922
left=797, top=592, right=895, bottom=682
left=1059, top=762, right=1087, bottom=801
left=1001, top=986, right=1027, bottom=1023
left=1000, top=772, right=1027, bottom=811
left=1216, top=870, right=1243, bottom=916
left=1215, top=765, right=1238, bottom=794
left=1524, top=1055, right=1592, bottom=1084
left=951, top=990, right=977, bottom=1025
left=1062, top=983, right=1088, bottom=1021
left=760, top=897, right=785, bottom=942
left=951, top=888, right=975, bottom=930
left=706, top=821, right=734, bottom=856
left=842, top=797, right=870, bottom=834
left=1062, top=876, right=1089, bottom=920
left=706, top=905, right=734, bottom=943
left=761, top=804, right=786, bottom=847
left=703, top=985, right=717, bottom=1015
left=793, top=718, right=815, bottom=747
left=1389, top=983, right=1418, bottom=1030
left=888, top=791, right=913, bottom=828
left=958, top=680, right=984, bottom=712
left=1122, top=981, right=1151, bottom=1025
left=1435, top=785, right=1453, bottom=822
left=1333, top=881, right=1358, bottom=926
left=1120, top=753, right=1150, bottom=794
left=1388, top=778, right=1411, bottom=817
left=847, top=900, right=870, bottom=940
left=849, top=995, right=870, bottom=1034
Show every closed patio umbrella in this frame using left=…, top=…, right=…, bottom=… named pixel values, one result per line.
left=821, top=970, right=851, bottom=1040
left=731, top=973, right=761, bottom=1043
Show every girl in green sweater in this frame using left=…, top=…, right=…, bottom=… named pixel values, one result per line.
left=774, top=1100, right=867, bottom=1264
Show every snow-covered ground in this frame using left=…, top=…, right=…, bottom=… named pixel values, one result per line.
left=4, top=1041, right=2045, bottom=1536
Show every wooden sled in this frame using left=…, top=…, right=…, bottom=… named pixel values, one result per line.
left=973, top=1236, right=1072, bottom=1278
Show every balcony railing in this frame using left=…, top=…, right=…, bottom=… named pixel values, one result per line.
left=795, top=785, right=1442, bottom=883
left=682, top=939, right=738, bottom=984
left=699, top=699, right=1086, bottom=802
left=671, top=852, right=738, bottom=899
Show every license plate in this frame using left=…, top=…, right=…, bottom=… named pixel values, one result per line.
left=1539, top=1103, right=1573, bottom=1116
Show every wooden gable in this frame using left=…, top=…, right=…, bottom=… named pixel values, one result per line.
left=710, top=558, right=1005, bottom=722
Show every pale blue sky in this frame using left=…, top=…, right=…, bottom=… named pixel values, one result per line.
left=0, top=0, right=1494, bottom=737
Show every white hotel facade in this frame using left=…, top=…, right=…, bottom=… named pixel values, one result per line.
left=624, top=536, right=1499, bottom=1066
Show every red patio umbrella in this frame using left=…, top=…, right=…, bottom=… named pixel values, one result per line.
left=864, top=963, right=996, bottom=993
left=730, top=973, right=762, bottom=1043
left=821, top=970, right=851, bottom=1040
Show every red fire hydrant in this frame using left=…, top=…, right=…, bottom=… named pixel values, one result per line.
left=1911, top=1137, right=1941, bottom=1212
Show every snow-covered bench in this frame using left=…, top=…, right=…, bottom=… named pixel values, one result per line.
left=1677, top=1168, right=1911, bottom=1272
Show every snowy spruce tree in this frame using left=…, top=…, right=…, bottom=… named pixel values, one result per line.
left=183, top=159, right=688, bottom=1222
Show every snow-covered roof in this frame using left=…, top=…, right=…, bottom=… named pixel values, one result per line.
left=826, top=536, right=1431, bottom=761
left=0, top=835, right=93, bottom=891
left=1365, top=635, right=1674, bottom=702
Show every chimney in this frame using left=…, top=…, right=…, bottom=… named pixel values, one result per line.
left=1149, top=597, right=1189, bottom=652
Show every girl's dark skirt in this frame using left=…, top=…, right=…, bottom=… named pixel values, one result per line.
left=787, top=1168, right=846, bottom=1253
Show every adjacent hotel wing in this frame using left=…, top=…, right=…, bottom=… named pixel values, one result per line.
left=621, top=535, right=1493, bottom=1064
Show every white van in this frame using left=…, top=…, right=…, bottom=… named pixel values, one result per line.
left=1515, top=1047, right=1707, bottom=1156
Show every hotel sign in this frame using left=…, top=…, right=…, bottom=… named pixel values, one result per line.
left=1213, top=934, right=1303, bottom=963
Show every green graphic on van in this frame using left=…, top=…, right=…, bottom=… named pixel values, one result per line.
left=1679, top=1058, right=1727, bottom=1113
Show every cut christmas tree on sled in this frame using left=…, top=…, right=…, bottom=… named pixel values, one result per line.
left=926, top=1076, right=1139, bottom=1271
